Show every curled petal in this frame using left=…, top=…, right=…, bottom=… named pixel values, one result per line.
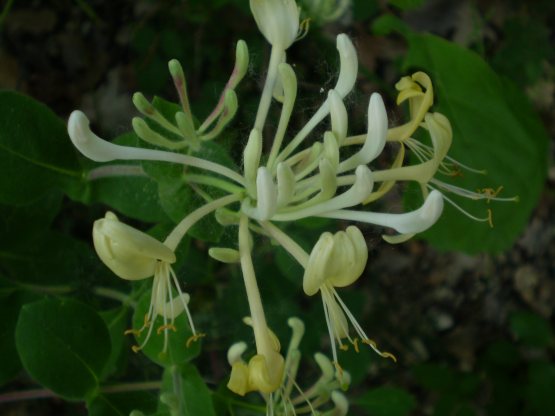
left=335, top=34, right=358, bottom=97
left=93, top=212, right=175, bottom=280
left=338, top=93, right=387, bottom=173
left=303, top=232, right=334, bottom=296
left=320, top=190, right=444, bottom=235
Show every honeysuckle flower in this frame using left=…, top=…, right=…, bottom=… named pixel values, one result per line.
left=250, top=0, right=300, bottom=50
left=64, top=5, right=504, bottom=414
left=93, top=212, right=197, bottom=353
left=226, top=215, right=285, bottom=396
left=303, top=226, right=396, bottom=367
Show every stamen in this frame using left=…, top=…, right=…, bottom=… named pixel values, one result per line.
left=487, top=208, right=494, bottom=228
left=157, top=324, right=177, bottom=335
left=124, top=328, right=141, bottom=336
left=352, top=338, right=360, bottom=353
left=131, top=345, right=142, bottom=353
left=361, top=339, right=397, bottom=362
left=186, top=333, right=206, bottom=348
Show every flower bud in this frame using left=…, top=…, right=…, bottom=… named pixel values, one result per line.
left=250, top=0, right=300, bottom=49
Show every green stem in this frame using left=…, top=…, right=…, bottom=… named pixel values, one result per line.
left=0, top=382, right=162, bottom=404
left=164, top=193, right=241, bottom=250
left=260, top=221, right=309, bottom=267
left=93, top=286, right=137, bottom=308
left=87, top=164, right=147, bottom=180
left=254, top=46, right=284, bottom=131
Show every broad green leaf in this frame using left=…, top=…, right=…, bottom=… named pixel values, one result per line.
left=88, top=391, right=158, bottom=416
left=0, top=191, right=62, bottom=249
left=0, top=290, right=24, bottom=385
left=0, top=91, right=83, bottom=204
left=15, top=298, right=111, bottom=400
left=158, top=364, right=216, bottom=416
left=509, top=310, right=554, bottom=348
left=130, top=291, right=201, bottom=367
left=100, top=307, right=130, bottom=380
left=0, top=230, right=99, bottom=287
left=492, top=17, right=553, bottom=85
left=398, top=33, right=548, bottom=253
left=89, top=172, right=167, bottom=223
left=356, top=386, right=416, bottom=416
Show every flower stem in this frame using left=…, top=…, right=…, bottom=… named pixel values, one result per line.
left=254, top=46, right=284, bottom=132
left=0, top=382, right=162, bottom=404
left=93, top=286, right=137, bottom=308
left=164, top=193, right=241, bottom=250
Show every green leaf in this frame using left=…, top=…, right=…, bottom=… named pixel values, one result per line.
left=0, top=91, right=83, bottom=205
left=509, top=310, right=554, bottom=348
left=357, top=386, right=416, bottom=416
left=0, top=230, right=98, bottom=287
left=159, top=364, right=216, bottom=416
left=15, top=298, right=111, bottom=400
left=99, top=307, right=130, bottom=380
left=0, top=191, right=62, bottom=249
left=130, top=290, right=201, bottom=367
left=88, top=391, right=158, bottom=416
left=400, top=33, right=548, bottom=253
left=0, top=290, right=24, bottom=385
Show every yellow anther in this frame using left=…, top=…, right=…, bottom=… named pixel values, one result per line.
left=339, top=344, right=349, bottom=351
left=352, top=338, right=360, bottom=353
left=157, top=324, right=177, bottom=335
left=131, top=345, right=142, bottom=353
left=380, top=352, right=398, bottom=363
left=361, top=338, right=397, bottom=362
left=186, top=332, right=206, bottom=348
left=332, top=361, right=344, bottom=378
left=296, top=18, right=310, bottom=41
left=447, top=165, right=463, bottom=177
left=487, top=208, right=494, bottom=228
left=362, top=338, right=377, bottom=348
left=124, top=328, right=141, bottom=336
left=143, top=314, right=151, bottom=328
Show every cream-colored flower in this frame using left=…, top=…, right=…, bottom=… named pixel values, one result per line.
left=93, top=212, right=198, bottom=353
left=303, top=226, right=396, bottom=366
left=250, top=0, right=300, bottom=50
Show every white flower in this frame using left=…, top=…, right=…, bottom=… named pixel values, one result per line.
left=303, top=226, right=396, bottom=366
left=250, top=0, right=300, bottom=49
left=93, top=212, right=199, bottom=353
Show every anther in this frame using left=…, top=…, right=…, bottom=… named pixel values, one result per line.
left=157, top=324, right=177, bottom=335
left=487, top=209, right=494, bottom=228
left=352, top=338, right=360, bottom=353
left=186, top=333, right=206, bottom=348
left=124, top=329, right=141, bottom=336
left=131, top=345, right=142, bottom=353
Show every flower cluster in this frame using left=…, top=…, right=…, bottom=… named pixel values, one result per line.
left=67, top=0, right=512, bottom=413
